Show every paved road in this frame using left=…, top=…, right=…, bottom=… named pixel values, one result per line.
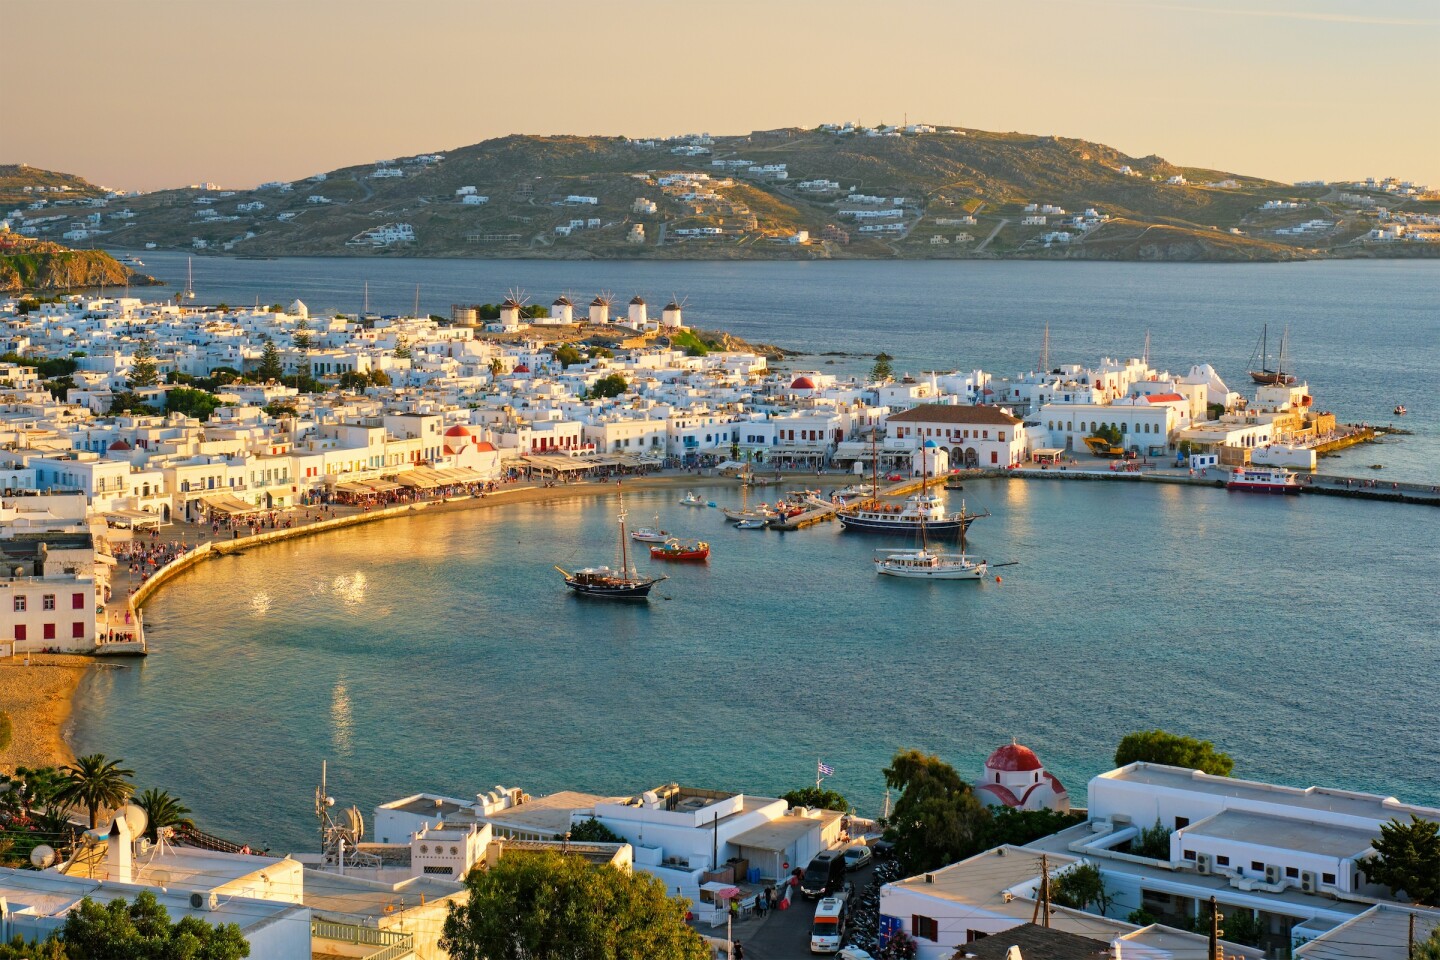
left=975, top=217, right=1008, bottom=252
left=735, top=862, right=876, bottom=960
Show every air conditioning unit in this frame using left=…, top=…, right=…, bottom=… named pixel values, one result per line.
left=1264, top=865, right=1282, bottom=885
left=189, top=891, right=219, bottom=911
left=1196, top=853, right=1212, bottom=875
left=1301, top=871, right=1318, bottom=893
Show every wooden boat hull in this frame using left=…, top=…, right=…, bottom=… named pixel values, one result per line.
left=1249, top=371, right=1297, bottom=386
left=1225, top=482, right=1299, bottom=495
left=839, top=514, right=976, bottom=535
left=563, top=577, right=661, bottom=599
left=650, top=548, right=709, bottom=561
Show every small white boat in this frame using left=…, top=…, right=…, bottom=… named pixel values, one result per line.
left=679, top=492, right=705, bottom=507
left=119, top=255, right=146, bottom=267
left=631, top=515, right=671, bottom=543
left=1394, top=405, right=1407, bottom=416
left=734, top=518, right=767, bottom=530
left=1226, top=466, right=1300, bottom=495
left=875, top=548, right=988, bottom=580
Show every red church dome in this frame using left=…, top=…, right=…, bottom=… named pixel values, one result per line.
left=791, top=376, right=816, bottom=390
left=986, top=743, right=1042, bottom=772
left=109, top=439, right=132, bottom=451
left=513, top=363, right=530, bottom=374
left=444, top=425, right=471, bottom=438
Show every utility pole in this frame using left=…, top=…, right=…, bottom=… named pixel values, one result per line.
left=1409, top=911, right=1416, bottom=960
left=1208, top=896, right=1222, bottom=960
left=1032, top=854, right=1052, bottom=927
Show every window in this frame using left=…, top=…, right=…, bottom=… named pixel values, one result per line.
left=44, top=623, right=56, bottom=640
left=73, top=593, right=85, bottom=609
left=13, top=597, right=25, bottom=612
left=1175, top=816, right=1190, bottom=829
left=1285, top=866, right=1299, bottom=879
left=43, top=594, right=56, bottom=610
left=73, top=622, right=85, bottom=638
left=1251, top=861, right=1265, bottom=872
left=912, top=915, right=939, bottom=942
left=1322, top=872, right=1336, bottom=885
left=423, top=865, right=453, bottom=875
left=1183, top=849, right=1197, bottom=861
left=1217, top=855, right=1230, bottom=866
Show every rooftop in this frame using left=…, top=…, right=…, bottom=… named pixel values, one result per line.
left=301, top=869, right=463, bottom=922
left=1101, top=763, right=1440, bottom=825
left=959, top=923, right=1109, bottom=959
left=1296, top=905, right=1440, bottom=960
left=1183, top=809, right=1378, bottom=859
left=484, top=790, right=617, bottom=836
left=888, top=403, right=1020, bottom=426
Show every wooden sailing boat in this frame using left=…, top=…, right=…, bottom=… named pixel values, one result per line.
left=874, top=442, right=987, bottom=580
left=556, top=498, right=667, bottom=600
left=1248, top=324, right=1296, bottom=385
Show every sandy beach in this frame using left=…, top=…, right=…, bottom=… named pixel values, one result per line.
left=0, top=654, right=95, bottom=773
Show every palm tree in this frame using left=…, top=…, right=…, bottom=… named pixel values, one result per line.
left=134, top=788, right=194, bottom=842
left=55, top=755, right=135, bottom=829
left=0, top=766, right=67, bottom=818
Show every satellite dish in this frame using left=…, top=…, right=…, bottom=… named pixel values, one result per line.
left=346, top=806, right=365, bottom=844
left=31, top=844, right=56, bottom=868
left=122, top=802, right=149, bottom=840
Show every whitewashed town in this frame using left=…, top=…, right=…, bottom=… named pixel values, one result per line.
left=1, top=288, right=1436, bottom=960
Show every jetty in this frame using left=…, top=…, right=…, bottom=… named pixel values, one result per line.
left=995, top=465, right=1440, bottom=506
left=767, top=497, right=840, bottom=530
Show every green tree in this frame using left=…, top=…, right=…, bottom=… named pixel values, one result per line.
left=1416, top=926, right=1440, bottom=960
left=567, top=817, right=623, bottom=843
left=338, top=371, right=370, bottom=392
left=980, top=807, right=1085, bottom=849
left=1218, top=908, right=1264, bottom=947
left=134, top=788, right=194, bottom=843
left=1114, top=730, right=1234, bottom=777
left=256, top=340, right=284, bottom=382
left=488, top=357, right=505, bottom=378
left=1126, top=908, right=1158, bottom=927
left=781, top=787, right=850, bottom=812
left=394, top=337, right=412, bottom=360
left=870, top=352, right=894, bottom=382
left=882, top=748, right=991, bottom=873
left=589, top=373, right=628, bottom=399
left=1367, top=816, right=1440, bottom=905
left=1129, top=818, right=1173, bottom=860
left=1091, top=423, right=1124, bottom=446
left=293, top=318, right=312, bottom=351
left=55, top=754, right=135, bottom=829
left=165, top=386, right=221, bottom=421
left=62, top=891, right=249, bottom=959
left=369, top=369, right=392, bottom=387
left=0, top=934, right=68, bottom=959
left=1051, top=862, right=1113, bottom=913
left=440, top=850, right=709, bottom=960
left=554, top=344, right=584, bottom=368
left=127, top=339, right=159, bottom=388
left=107, top=392, right=160, bottom=416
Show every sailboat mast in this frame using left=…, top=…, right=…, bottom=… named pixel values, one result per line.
left=919, top=439, right=929, bottom=551
left=619, top=502, right=630, bottom=575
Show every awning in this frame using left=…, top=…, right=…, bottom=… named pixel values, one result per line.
left=200, top=493, right=264, bottom=515
left=1032, top=448, right=1065, bottom=457
left=334, top=482, right=373, bottom=497
left=367, top=479, right=403, bottom=493
left=104, top=509, right=166, bottom=529
left=395, top=469, right=444, bottom=489
left=700, top=882, right=740, bottom=899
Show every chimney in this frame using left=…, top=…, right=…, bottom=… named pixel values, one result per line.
left=107, top=814, right=134, bottom=884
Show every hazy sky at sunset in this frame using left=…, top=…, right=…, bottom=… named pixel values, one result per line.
left=3, top=0, right=1436, bottom=191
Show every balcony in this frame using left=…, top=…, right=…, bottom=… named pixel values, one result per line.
left=311, top=919, right=415, bottom=960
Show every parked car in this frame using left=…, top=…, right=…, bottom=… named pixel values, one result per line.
left=842, top=844, right=872, bottom=871
left=800, top=850, right=847, bottom=899
left=837, top=948, right=874, bottom=960
left=869, top=839, right=895, bottom=860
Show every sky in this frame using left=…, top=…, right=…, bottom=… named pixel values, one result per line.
left=2, top=0, right=1437, bottom=191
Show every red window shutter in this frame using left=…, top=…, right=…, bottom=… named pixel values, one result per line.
left=73, top=622, right=86, bottom=638
left=14, top=625, right=25, bottom=641
left=44, top=623, right=56, bottom=640
left=73, top=592, right=85, bottom=609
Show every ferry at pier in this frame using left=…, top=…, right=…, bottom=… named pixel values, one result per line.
left=1226, top=466, right=1300, bottom=495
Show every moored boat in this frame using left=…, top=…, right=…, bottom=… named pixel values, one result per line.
left=839, top=492, right=984, bottom=535
left=1225, top=466, right=1300, bottom=495
left=733, top=518, right=767, bottom=530
left=1394, top=405, right=1407, bottom=416
left=679, top=492, right=705, bottom=506
left=875, top=548, right=987, bottom=580
left=649, top=538, right=710, bottom=561
left=556, top=500, right=666, bottom=599
left=1247, top=324, right=1297, bottom=385
left=630, top=514, right=671, bottom=543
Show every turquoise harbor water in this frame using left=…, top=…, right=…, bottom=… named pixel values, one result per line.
left=74, top=480, right=1439, bottom=851
left=74, top=257, right=1440, bottom=851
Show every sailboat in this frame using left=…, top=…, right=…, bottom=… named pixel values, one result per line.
left=556, top=499, right=667, bottom=600
left=183, top=257, right=196, bottom=300
left=874, top=439, right=988, bottom=581
left=840, top=434, right=984, bottom=535
left=1248, top=324, right=1296, bottom=385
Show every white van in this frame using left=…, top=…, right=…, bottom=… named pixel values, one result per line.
left=810, top=895, right=848, bottom=953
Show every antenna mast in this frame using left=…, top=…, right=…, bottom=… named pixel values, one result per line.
left=1040, top=322, right=1050, bottom=374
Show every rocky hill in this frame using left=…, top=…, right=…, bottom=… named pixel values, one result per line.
left=10, top=127, right=1437, bottom=262
left=0, top=235, right=150, bottom=293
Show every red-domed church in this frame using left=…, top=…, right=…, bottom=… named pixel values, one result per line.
left=974, top=741, right=1070, bottom=813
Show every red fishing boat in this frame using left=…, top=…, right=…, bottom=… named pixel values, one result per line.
left=649, top=538, right=710, bottom=561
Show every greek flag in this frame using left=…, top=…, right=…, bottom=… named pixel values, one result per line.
left=818, top=761, right=835, bottom=777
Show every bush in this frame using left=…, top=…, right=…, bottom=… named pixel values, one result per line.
left=1130, top=818, right=1173, bottom=859
left=567, top=817, right=622, bottom=843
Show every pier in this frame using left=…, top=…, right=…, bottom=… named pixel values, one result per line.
left=995, top=465, right=1440, bottom=506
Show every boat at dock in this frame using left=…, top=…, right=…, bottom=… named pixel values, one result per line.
left=1226, top=466, right=1300, bottom=495
left=649, top=538, right=710, bottom=561
left=733, top=518, right=767, bottom=529
left=839, top=492, right=984, bottom=535
left=556, top=500, right=666, bottom=600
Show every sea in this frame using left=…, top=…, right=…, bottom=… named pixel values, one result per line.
left=71, top=254, right=1440, bottom=851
